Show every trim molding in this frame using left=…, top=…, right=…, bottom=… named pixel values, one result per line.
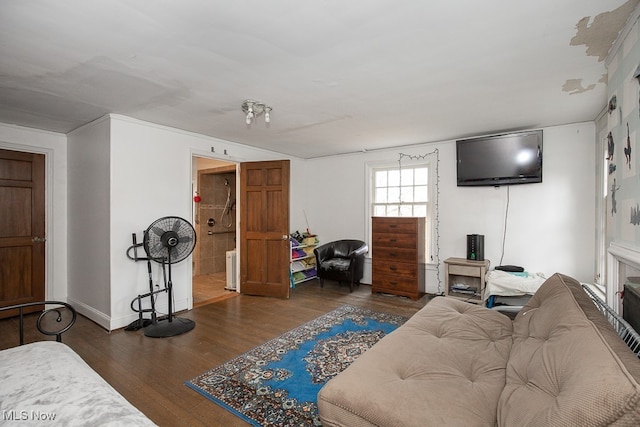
left=67, top=297, right=110, bottom=330
left=607, top=241, right=640, bottom=314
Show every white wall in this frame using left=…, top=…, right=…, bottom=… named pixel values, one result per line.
left=67, top=117, right=112, bottom=326
left=90, top=115, right=305, bottom=330
left=3, top=114, right=595, bottom=327
left=304, top=122, right=596, bottom=292
left=0, top=123, right=68, bottom=302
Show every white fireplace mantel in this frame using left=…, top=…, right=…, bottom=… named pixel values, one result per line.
left=607, top=241, right=640, bottom=314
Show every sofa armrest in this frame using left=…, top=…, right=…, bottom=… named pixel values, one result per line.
left=349, top=244, right=369, bottom=259
left=499, top=273, right=640, bottom=426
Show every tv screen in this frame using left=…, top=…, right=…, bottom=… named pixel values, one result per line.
left=456, top=130, right=543, bottom=187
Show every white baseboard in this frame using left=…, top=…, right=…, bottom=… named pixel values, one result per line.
left=68, top=296, right=192, bottom=331
left=67, top=297, right=110, bottom=330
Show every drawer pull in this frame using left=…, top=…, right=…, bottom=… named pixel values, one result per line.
left=389, top=252, right=397, bottom=257
left=389, top=239, right=397, bottom=243
left=389, top=266, right=397, bottom=271
left=389, top=282, right=397, bottom=286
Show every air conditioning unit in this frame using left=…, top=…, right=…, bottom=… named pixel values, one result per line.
left=225, top=250, right=237, bottom=290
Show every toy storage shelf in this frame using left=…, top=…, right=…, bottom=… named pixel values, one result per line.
left=290, top=234, right=318, bottom=287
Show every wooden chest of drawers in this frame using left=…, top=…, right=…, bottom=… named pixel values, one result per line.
left=371, top=217, right=425, bottom=300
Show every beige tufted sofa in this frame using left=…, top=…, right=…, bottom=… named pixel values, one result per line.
left=318, top=273, right=640, bottom=426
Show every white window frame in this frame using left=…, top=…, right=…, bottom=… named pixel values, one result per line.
left=365, top=159, right=436, bottom=264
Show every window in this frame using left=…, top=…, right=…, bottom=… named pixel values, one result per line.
left=372, top=165, right=429, bottom=217
left=368, top=161, right=434, bottom=261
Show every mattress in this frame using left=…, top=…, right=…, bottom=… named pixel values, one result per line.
left=0, top=341, right=156, bottom=426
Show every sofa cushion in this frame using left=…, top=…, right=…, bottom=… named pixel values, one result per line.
left=498, top=273, right=640, bottom=426
left=322, top=258, right=351, bottom=272
left=318, top=297, right=513, bottom=427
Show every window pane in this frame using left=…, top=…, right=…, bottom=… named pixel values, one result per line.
left=415, top=168, right=428, bottom=185
left=374, top=205, right=386, bottom=216
left=414, top=185, right=428, bottom=202
left=375, top=170, right=387, bottom=187
left=388, top=186, right=400, bottom=203
left=375, top=188, right=387, bottom=203
left=399, top=205, right=412, bottom=216
left=400, top=169, right=413, bottom=186
left=401, top=186, right=413, bottom=203
left=388, top=169, right=400, bottom=187
left=413, top=205, right=427, bottom=216
left=387, top=205, right=400, bottom=216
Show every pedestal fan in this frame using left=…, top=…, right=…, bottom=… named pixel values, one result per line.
left=142, top=216, right=197, bottom=338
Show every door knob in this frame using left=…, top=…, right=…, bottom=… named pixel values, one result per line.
left=32, top=236, right=46, bottom=243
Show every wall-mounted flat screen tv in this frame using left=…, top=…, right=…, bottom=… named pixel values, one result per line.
left=456, top=130, right=543, bottom=187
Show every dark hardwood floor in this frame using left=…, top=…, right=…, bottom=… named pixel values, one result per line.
left=0, top=281, right=430, bottom=427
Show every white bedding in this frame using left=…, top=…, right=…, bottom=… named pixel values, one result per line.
left=484, top=270, right=547, bottom=300
left=0, top=341, right=156, bottom=426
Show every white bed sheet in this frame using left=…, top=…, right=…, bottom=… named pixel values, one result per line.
left=0, top=341, right=156, bottom=426
left=484, top=270, right=547, bottom=300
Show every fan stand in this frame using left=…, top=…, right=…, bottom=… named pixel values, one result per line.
left=124, top=235, right=158, bottom=331
left=124, top=297, right=152, bottom=331
left=144, top=237, right=195, bottom=338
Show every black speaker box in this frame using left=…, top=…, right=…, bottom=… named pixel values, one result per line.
left=466, top=234, right=484, bottom=261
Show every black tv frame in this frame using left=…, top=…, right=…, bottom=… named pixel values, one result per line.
left=456, top=130, right=543, bottom=187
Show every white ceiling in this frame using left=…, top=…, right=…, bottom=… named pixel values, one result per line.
left=0, top=1, right=637, bottom=159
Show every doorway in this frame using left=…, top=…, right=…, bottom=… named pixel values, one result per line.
left=0, top=149, right=46, bottom=317
left=192, top=157, right=238, bottom=307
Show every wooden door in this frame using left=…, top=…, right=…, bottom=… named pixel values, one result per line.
left=239, top=160, right=290, bottom=298
left=0, top=149, right=46, bottom=318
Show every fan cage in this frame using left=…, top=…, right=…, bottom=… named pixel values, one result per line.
left=143, top=216, right=196, bottom=264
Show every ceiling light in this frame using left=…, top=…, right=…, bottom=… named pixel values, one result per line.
left=242, top=99, right=272, bottom=126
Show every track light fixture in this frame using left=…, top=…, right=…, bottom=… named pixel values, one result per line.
left=242, top=99, right=272, bottom=125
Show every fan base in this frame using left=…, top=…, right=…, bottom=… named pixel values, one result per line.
left=144, top=318, right=195, bottom=338
left=124, top=318, right=152, bottom=331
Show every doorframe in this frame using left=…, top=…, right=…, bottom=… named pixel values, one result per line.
left=190, top=150, right=240, bottom=308
left=0, top=142, right=55, bottom=300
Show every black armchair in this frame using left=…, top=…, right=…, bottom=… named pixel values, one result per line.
left=314, top=240, right=369, bottom=292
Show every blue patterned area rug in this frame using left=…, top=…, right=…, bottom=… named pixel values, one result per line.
left=185, top=305, right=407, bottom=427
